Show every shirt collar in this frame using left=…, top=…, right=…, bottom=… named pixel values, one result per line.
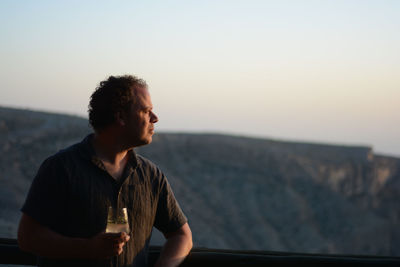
left=79, top=134, right=139, bottom=171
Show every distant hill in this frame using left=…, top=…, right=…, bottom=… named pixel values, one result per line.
left=0, top=106, right=399, bottom=256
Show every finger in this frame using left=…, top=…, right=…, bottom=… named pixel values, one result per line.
left=116, top=232, right=129, bottom=242
left=114, top=240, right=128, bottom=249
left=113, top=239, right=127, bottom=246
left=117, top=246, right=124, bottom=255
left=111, top=244, right=121, bottom=256
left=124, top=234, right=130, bottom=242
left=101, top=232, right=121, bottom=240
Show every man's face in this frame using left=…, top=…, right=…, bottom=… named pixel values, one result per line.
left=122, top=86, right=158, bottom=147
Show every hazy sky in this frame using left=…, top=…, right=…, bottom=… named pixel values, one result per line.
left=1, top=0, right=399, bottom=156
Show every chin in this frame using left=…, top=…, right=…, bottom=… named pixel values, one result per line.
left=143, top=139, right=152, bottom=145
left=137, top=136, right=152, bottom=147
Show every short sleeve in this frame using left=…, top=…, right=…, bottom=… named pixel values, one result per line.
left=21, top=155, right=68, bottom=232
left=153, top=171, right=187, bottom=234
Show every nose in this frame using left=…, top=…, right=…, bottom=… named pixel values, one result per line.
left=150, top=111, right=158, bottom=123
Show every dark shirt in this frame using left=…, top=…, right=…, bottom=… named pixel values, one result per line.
left=21, top=134, right=187, bottom=267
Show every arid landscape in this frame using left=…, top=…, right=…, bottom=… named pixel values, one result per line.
left=1, top=106, right=399, bottom=256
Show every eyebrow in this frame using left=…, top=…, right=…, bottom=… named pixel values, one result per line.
left=141, top=105, right=153, bottom=110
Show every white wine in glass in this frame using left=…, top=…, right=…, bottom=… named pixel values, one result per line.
left=106, top=206, right=130, bottom=234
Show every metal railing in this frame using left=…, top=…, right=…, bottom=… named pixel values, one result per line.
left=1, top=238, right=399, bottom=266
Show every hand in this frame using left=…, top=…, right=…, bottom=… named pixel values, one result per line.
left=86, top=232, right=130, bottom=259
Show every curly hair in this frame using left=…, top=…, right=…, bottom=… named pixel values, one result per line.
left=88, top=75, right=148, bottom=131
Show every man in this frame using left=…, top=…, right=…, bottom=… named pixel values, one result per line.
left=17, top=75, right=192, bottom=267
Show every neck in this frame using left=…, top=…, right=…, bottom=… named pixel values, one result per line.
left=92, top=131, right=129, bottom=165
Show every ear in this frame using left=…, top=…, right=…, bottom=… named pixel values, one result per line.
left=116, top=112, right=126, bottom=126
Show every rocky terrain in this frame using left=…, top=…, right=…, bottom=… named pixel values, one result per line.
left=1, top=106, right=399, bottom=256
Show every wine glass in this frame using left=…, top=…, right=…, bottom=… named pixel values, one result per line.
left=106, top=206, right=130, bottom=234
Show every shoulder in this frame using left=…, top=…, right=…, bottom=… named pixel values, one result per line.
left=135, top=154, right=167, bottom=183
left=39, top=140, right=84, bottom=172
left=136, top=154, right=157, bottom=170
left=48, top=141, right=81, bottom=162
left=136, top=154, right=161, bottom=174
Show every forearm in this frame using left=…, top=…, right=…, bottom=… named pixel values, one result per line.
left=155, top=232, right=192, bottom=267
left=18, top=214, right=92, bottom=259
left=18, top=214, right=129, bottom=260
left=22, top=231, right=90, bottom=259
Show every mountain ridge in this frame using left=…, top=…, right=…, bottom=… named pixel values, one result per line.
left=0, top=106, right=398, bottom=256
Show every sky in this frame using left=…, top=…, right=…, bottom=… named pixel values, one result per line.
left=1, top=0, right=399, bottom=156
